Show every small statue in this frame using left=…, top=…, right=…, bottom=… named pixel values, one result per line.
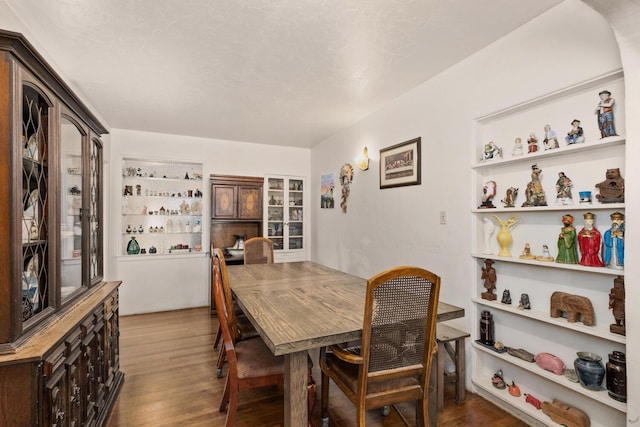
left=519, top=243, right=535, bottom=260
left=512, top=137, right=524, bottom=156
left=578, top=212, right=604, bottom=267
left=482, top=218, right=495, bottom=254
left=522, top=164, right=547, bottom=207
left=501, top=289, right=512, bottom=304
left=491, top=370, right=506, bottom=389
left=565, top=119, right=585, bottom=144
left=536, top=244, right=554, bottom=262
left=556, top=214, right=578, bottom=264
left=595, top=89, right=618, bottom=138
left=508, top=381, right=521, bottom=397
left=603, top=212, right=624, bottom=269
left=483, top=141, right=502, bottom=161
left=595, top=168, right=624, bottom=203
left=518, top=293, right=531, bottom=310
left=555, top=172, right=573, bottom=205
left=479, top=180, right=497, bottom=208
left=481, top=259, right=497, bottom=301
left=123, top=185, right=133, bottom=196
left=501, top=187, right=518, bottom=208
left=543, top=124, right=559, bottom=150
left=527, top=132, right=538, bottom=153
left=136, top=184, right=142, bottom=196
left=609, top=275, right=625, bottom=335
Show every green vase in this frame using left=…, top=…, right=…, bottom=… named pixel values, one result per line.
left=127, top=236, right=140, bottom=255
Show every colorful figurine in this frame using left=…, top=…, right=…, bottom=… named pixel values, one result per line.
left=536, top=244, right=554, bottom=262
left=527, top=132, right=538, bottom=153
left=483, top=141, right=503, bottom=160
left=603, top=212, right=624, bottom=269
left=578, top=212, right=604, bottom=267
left=543, top=124, right=559, bottom=150
left=512, top=137, right=524, bottom=156
left=500, top=187, right=518, bottom=208
left=479, top=180, right=497, bottom=208
left=522, top=164, right=547, bottom=207
left=519, top=243, right=535, bottom=260
left=595, top=89, right=618, bottom=138
left=556, top=214, right=578, bottom=264
left=565, top=119, right=585, bottom=144
left=555, top=172, right=574, bottom=205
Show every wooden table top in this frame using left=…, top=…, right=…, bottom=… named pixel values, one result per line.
left=227, top=261, right=464, bottom=356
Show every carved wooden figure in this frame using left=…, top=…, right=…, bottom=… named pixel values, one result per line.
left=609, top=275, right=625, bottom=335
left=481, top=259, right=497, bottom=300
left=550, top=291, right=595, bottom=326
left=541, top=399, right=590, bottom=427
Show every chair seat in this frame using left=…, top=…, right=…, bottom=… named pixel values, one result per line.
left=324, top=352, right=419, bottom=395
left=235, top=338, right=284, bottom=379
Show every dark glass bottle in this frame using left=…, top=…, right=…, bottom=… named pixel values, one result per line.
left=479, top=310, right=494, bottom=346
left=127, top=236, right=140, bottom=254
left=606, top=351, right=626, bottom=402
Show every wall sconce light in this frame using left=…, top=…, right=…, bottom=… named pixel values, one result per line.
left=355, top=146, right=369, bottom=171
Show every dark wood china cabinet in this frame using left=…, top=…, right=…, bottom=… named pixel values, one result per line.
left=0, top=30, right=122, bottom=426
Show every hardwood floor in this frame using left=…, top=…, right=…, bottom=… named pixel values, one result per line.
left=106, top=307, right=528, bottom=426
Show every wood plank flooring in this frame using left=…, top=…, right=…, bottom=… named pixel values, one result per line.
left=106, top=307, right=528, bottom=426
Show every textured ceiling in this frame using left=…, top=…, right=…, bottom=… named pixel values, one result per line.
left=6, top=0, right=562, bottom=148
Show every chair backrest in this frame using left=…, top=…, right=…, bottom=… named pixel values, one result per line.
left=361, top=266, right=441, bottom=384
left=211, top=255, right=239, bottom=371
left=213, top=248, right=240, bottom=341
left=243, top=237, right=274, bottom=264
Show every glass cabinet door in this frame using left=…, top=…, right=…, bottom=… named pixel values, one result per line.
left=287, top=179, right=303, bottom=251
left=60, top=116, right=85, bottom=302
left=265, top=176, right=304, bottom=253
left=89, top=136, right=103, bottom=282
left=21, top=84, right=51, bottom=322
left=266, top=178, right=284, bottom=251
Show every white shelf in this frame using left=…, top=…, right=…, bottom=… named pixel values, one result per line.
left=472, top=342, right=626, bottom=412
left=472, top=203, right=624, bottom=214
left=472, top=297, right=625, bottom=344
left=472, top=136, right=625, bottom=169
left=471, top=254, right=625, bottom=276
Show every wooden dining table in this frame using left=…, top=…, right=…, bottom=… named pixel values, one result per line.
left=226, top=261, right=464, bottom=427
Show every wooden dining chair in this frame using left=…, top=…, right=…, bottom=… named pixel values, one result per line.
left=319, top=266, right=441, bottom=427
left=243, top=237, right=275, bottom=264
left=212, top=256, right=316, bottom=426
left=212, top=247, right=259, bottom=377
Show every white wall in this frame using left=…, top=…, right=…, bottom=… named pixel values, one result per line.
left=106, top=129, right=311, bottom=315
left=310, top=0, right=632, bottom=424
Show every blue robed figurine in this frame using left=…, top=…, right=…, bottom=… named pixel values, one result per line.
left=603, top=212, right=624, bottom=270
left=595, top=90, right=618, bottom=138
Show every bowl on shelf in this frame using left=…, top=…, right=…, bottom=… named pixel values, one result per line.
left=225, top=248, right=244, bottom=258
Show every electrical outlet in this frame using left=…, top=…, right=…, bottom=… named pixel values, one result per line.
left=439, top=210, right=447, bottom=225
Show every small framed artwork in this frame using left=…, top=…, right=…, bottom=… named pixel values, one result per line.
left=379, top=137, right=421, bottom=189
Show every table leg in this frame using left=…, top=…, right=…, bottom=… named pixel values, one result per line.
left=284, top=351, right=308, bottom=427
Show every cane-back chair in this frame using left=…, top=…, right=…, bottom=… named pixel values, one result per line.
left=319, top=266, right=441, bottom=427
left=211, top=256, right=316, bottom=426
left=212, top=247, right=259, bottom=377
left=243, top=237, right=275, bottom=264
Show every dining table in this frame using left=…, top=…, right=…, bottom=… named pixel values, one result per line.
left=226, top=261, right=464, bottom=427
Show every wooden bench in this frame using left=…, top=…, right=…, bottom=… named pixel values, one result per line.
left=435, top=323, right=470, bottom=410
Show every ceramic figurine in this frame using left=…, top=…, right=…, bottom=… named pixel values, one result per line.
left=482, top=218, right=495, bottom=254
left=555, top=172, right=573, bottom=205
left=535, top=352, right=566, bottom=375
left=138, top=225, right=143, bottom=233
left=500, top=187, right=518, bottom=208
left=556, top=214, right=578, bottom=264
left=525, top=394, right=542, bottom=410
left=609, top=276, right=625, bottom=335
left=123, top=185, right=133, bottom=196
left=492, top=215, right=517, bottom=257
left=595, top=168, right=624, bottom=203
left=550, top=291, right=595, bottom=326
left=508, top=381, right=521, bottom=397
left=481, top=259, right=497, bottom=301
left=519, top=243, right=535, bottom=260
left=518, top=293, right=531, bottom=310
left=565, top=119, right=585, bottom=144
left=491, top=370, right=506, bottom=389
left=136, top=184, right=142, bottom=196
left=483, top=141, right=503, bottom=161
left=578, top=212, right=604, bottom=267
left=603, top=212, right=624, bottom=269
left=536, top=244, right=554, bottom=262
left=479, top=180, right=497, bottom=208
left=521, top=164, right=547, bottom=207
left=595, top=89, right=618, bottom=138
left=543, top=124, right=559, bottom=150
left=501, top=289, right=512, bottom=304
left=527, top=132, right=538, bottom=153
left=512, top=137, right=524, bottom=156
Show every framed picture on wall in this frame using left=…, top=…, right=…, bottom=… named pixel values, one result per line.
left=379, top=137, right=421, bottom=189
